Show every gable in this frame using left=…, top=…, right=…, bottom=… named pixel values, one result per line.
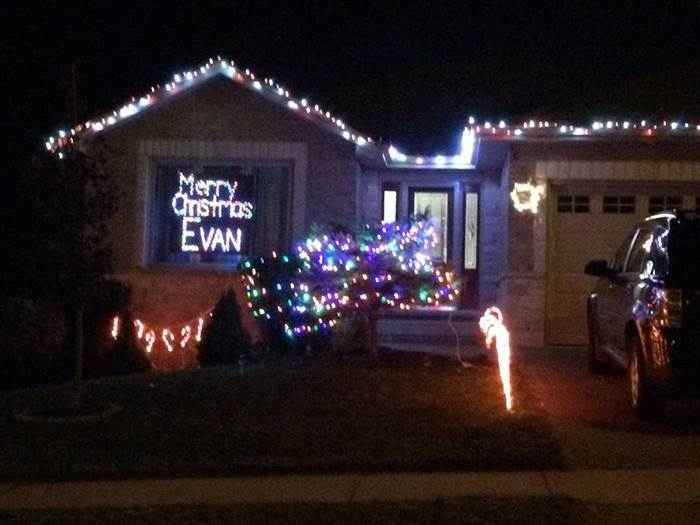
left=46, top=58, right=374, bottom=157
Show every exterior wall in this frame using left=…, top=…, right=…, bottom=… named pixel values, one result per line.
left=497, top=154, right=546, bottom=347
left=478, top=169, right=508, bottom=306
left=88, top=75, right=360, bottom=325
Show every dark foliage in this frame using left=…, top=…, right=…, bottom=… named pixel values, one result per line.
left=0, top=298, right=62, bottom=390
left=198, top=288, right=251, bottom=366
left=109, top=309, right=151, bottom=375
left=6, top=146, right=117, bottom=303
left=0, top=280, right=151, bottom=390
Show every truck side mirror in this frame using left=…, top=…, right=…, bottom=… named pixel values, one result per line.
left=584, top=259, right=613, bottom=278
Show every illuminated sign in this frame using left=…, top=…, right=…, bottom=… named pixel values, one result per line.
left=171, top=172, right=254, bottom=253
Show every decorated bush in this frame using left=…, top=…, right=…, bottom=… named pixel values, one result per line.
left=240, top=219, right=458, bottom=355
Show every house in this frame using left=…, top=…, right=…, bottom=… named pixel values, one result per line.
left=45, top=57, right=700, bottom=350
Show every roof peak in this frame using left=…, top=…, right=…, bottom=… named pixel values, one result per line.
left=44, top=56, right=376, bottom=156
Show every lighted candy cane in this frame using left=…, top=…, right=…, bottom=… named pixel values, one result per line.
left=479, top=306, right=513, bottom=412
left=195, top=317, right=204, bottom=342
left=144, top=330, right=156, bottom=353
left=111, top=316, right=120, bottom=340
left=134, top=319, right=145, bottom=339
left=162, top=329, right=175, bottom=352
left=180, top=325, right=192, bottom=349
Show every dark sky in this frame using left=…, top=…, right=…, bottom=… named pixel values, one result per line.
left=4, top=1, right=700, bottom=160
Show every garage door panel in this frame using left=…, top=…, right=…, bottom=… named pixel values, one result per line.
left=547, top=190, right=646, bottom=346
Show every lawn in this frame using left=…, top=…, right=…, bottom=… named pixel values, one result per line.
left=0, top=351, right=562, bottom=480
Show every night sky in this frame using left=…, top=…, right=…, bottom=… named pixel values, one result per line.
left=4, top=1, right=700, bottom=162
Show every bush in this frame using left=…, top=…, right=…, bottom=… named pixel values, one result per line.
left=54, top=279, right=151, bottom=381
left=198, top=288, right=251, bottom=366
left=109, top=310, right=151, bottom=375
left=0, top=297, right=64, bottom=390
left=332, top=312, right=370, bottom=355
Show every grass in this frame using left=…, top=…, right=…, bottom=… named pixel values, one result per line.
left=0, top=351, right=562, bottom=480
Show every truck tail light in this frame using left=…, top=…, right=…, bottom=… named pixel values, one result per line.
left=661, top=288, right=683, bottom=328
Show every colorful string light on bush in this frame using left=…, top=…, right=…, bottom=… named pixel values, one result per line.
left=240, top=220, right=459, bottom=338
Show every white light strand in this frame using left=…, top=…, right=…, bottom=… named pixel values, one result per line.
left=45, top=56, right=374, bottom=156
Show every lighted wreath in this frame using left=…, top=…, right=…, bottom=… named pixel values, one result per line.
left=510, top=182, right=544, bottom=214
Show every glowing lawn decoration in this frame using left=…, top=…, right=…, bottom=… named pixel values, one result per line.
left=479, top=307, right=513, bottom=411
left=172, top=172, right=254, bottom=253
left=110, top=311, right=210, bottom=356
left=510, top=182, right=544, bottom=214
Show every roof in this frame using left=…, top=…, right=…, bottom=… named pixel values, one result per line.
left=44, top=56, right=376, bottom=158
left=467, top=117, right=700, bottom=141
left=44, top=57, right=700, bottom=169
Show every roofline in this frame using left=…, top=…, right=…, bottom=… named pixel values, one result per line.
left=43, top=57, right=700, bottom=159
left=44, top=57, right=378, bottom=156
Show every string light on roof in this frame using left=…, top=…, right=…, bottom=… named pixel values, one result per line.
left=43, top=56, right=700, bottom=157
left=44, top=56, right=377, bottom=155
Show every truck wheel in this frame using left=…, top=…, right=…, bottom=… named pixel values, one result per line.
left=628, top=336, right=665, bottom=421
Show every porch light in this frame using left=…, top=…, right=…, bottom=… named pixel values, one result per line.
left=388, top=145, right=407, bottom=162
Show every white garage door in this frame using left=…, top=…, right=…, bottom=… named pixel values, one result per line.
left=546, top=189, right=674, bottom=345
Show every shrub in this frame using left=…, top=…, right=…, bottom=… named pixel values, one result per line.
left=331, top=312, right=370, bottom=355
left=109, top=310, right=152, bottom=375
left=198, top=288, right=251, bottom=366
left=0, top=297, right=64, bottom=390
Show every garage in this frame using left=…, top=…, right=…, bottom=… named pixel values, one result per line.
left=546, top=180, right=694, bottom=346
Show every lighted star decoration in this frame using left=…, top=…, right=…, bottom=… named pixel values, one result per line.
left=510, top=182, right=544, bottom=214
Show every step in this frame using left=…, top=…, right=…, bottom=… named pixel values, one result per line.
left=378, top=308, right=482, bottom=345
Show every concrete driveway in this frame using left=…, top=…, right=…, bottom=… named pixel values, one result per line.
left=519, top=346, right=700, bottom=470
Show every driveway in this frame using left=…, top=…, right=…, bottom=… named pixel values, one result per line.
left=519, top=346, right=700, bottom=470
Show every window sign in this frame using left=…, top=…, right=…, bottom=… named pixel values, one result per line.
left=171, top=171, right=255, bottom=254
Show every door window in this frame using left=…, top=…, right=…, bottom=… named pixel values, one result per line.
left=625, top=228, right=653, bottom=274
left=412, top=191, right=450, bottom=262
left=610, top=230, right=637, bottom=272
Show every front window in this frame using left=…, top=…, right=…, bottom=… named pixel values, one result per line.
left=151, top=163, right=289, bottom=266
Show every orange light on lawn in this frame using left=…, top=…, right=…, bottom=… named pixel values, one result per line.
left=479, top=307, right=513, bottom=411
